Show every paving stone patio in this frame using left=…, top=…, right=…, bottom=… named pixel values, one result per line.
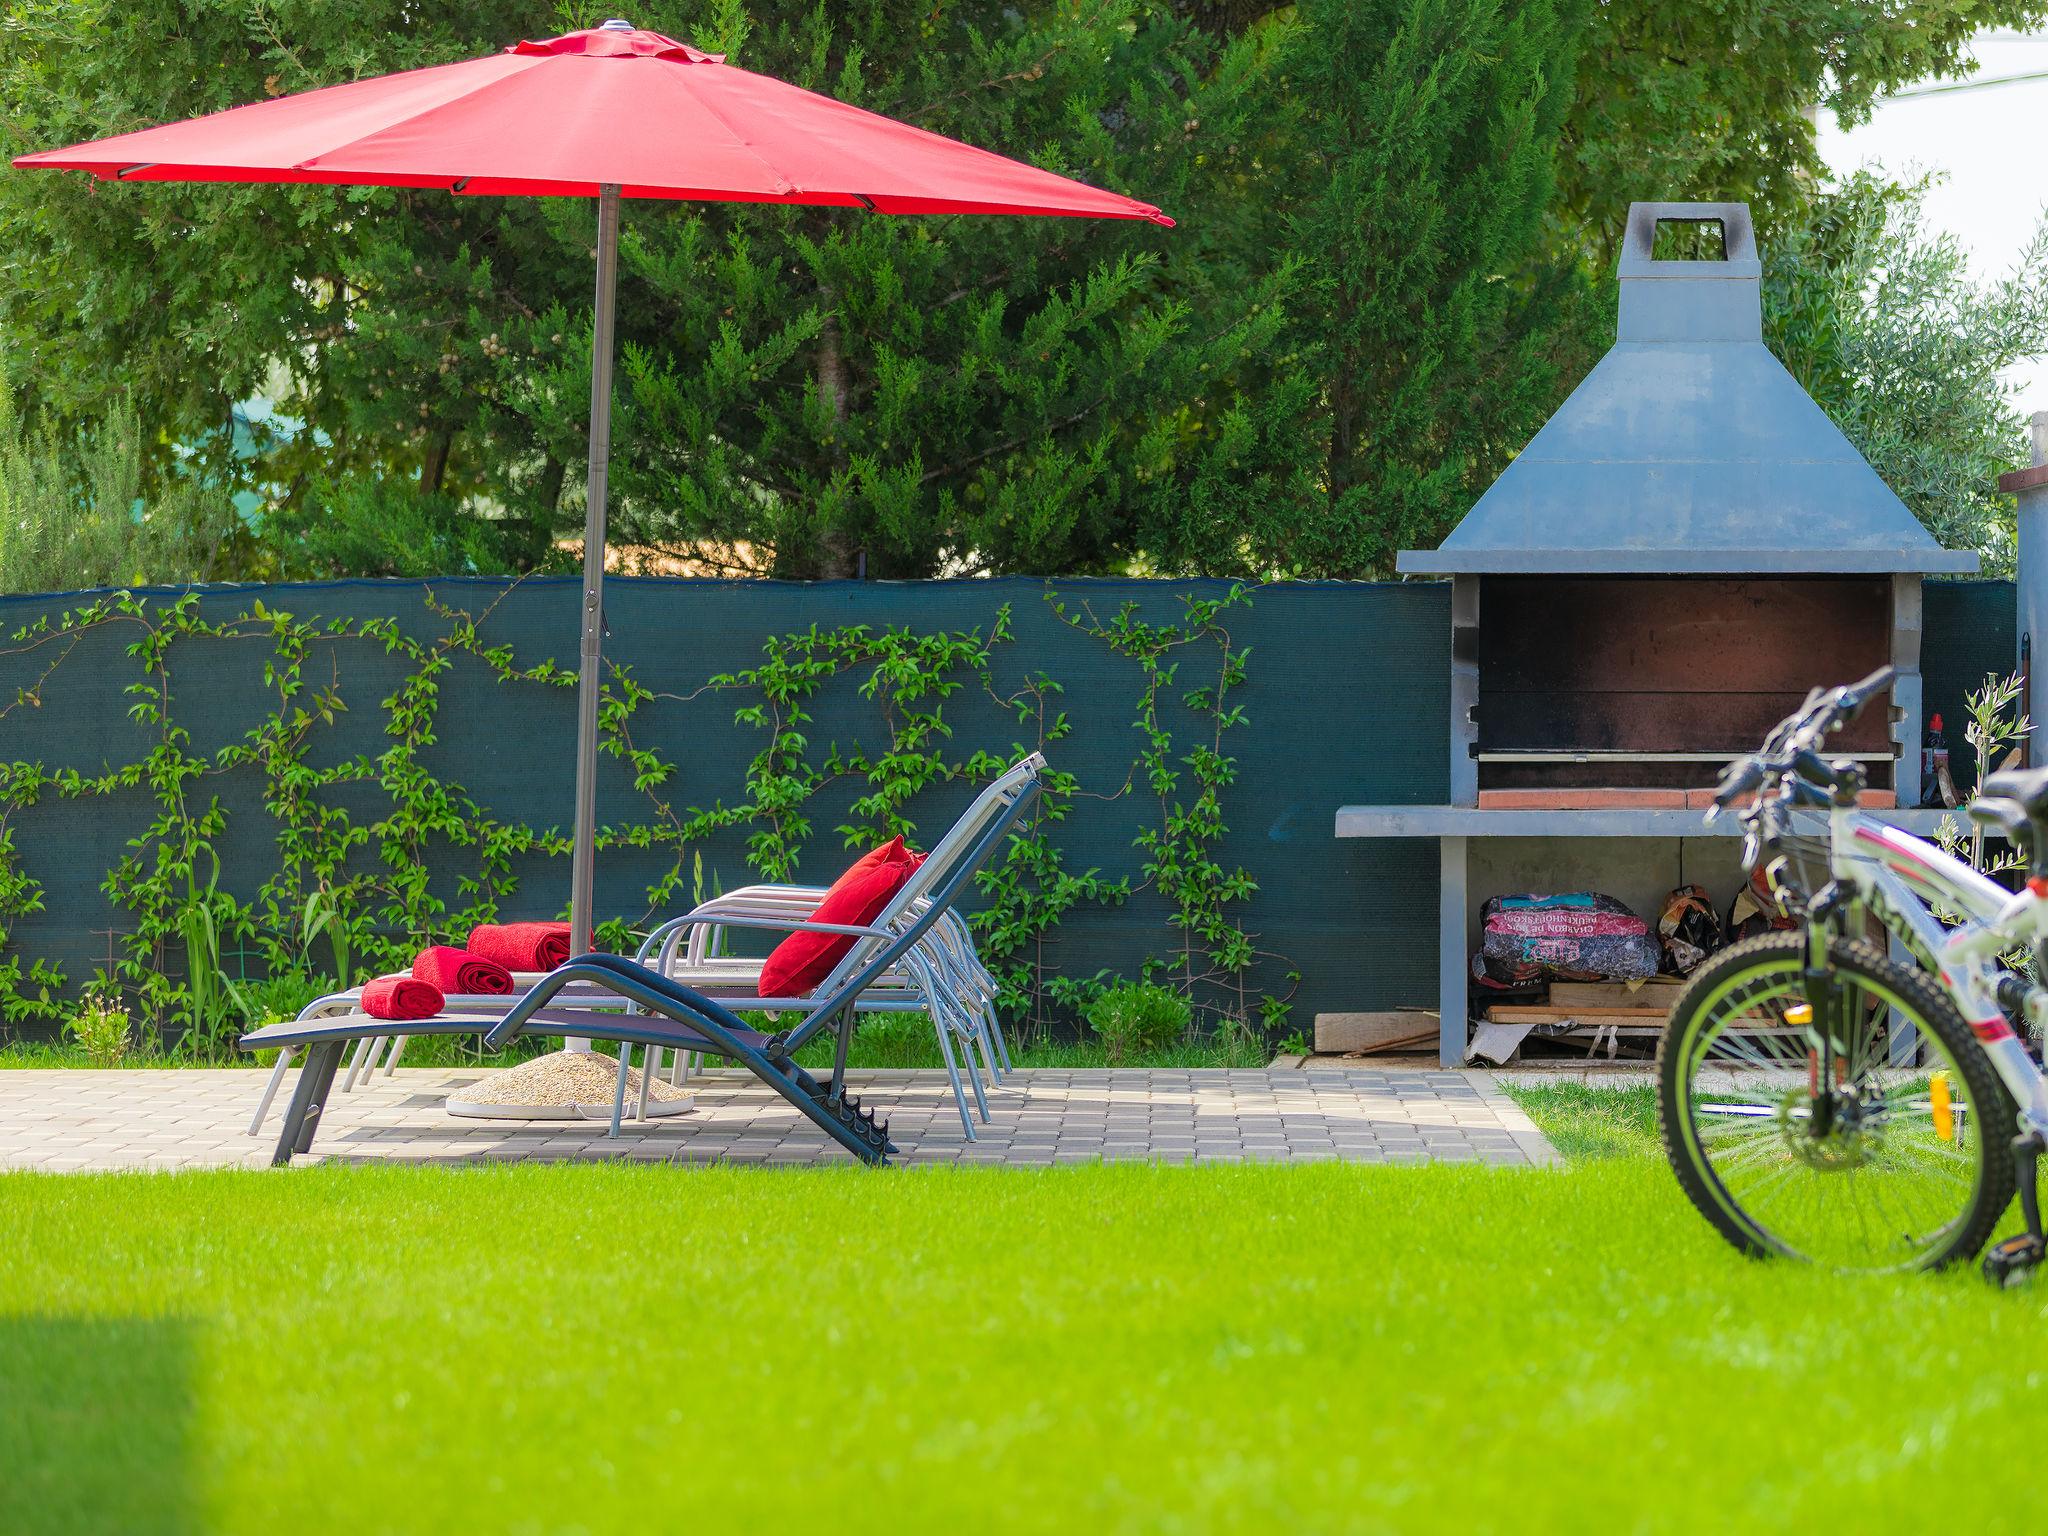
left=0, top=1063, right=1559, bottom=1172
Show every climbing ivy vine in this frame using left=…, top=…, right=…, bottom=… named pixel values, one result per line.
left=0, top=582, right=1290, bottom=1056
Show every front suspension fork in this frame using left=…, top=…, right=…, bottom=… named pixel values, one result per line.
left=2015, top=1131, right=2046, bottom=1247
left=1801, top=889, right=1853, bottom=1101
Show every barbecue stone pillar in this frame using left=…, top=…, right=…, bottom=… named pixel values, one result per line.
left=1891, top=575, right=1924, bottom=809
left=1449, top=576, right=1479, bottom=807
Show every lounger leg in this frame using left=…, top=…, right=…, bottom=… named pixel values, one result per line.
left=933, top=1022, right=977, bottom=1141
left=986, top=1007, right=1014, bottom=1074
left=828, top=1000, right=856, bottom=1099
left=342, top=1035, right=381, bottom=1093
left=959, top=1002, right=1001, bottom=1090
left=610, top=1046, right=632, bottom=1139
left=961, top=1026, right=991, bottom=1123
left=635, top=1050, right=653, bottom=1122
left=295, top=1042, right=343, bottom=1156
left=975, top=1020, right=1003, bottom=1092
left=273, top=1041, right=342, bottom=1165
left=248, top=1046, right=298, bottom=1136
left=383, top=1035, right=408, bottom=1075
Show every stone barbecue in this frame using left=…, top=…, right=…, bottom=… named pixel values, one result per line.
left=1340, top=200, right=1977, bottom=1064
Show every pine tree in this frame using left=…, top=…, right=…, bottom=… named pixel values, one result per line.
left=1279, top=0, right=1589, bottom=575
left=513, top=1, right=1305, bottom=578
left=1, top=1, right=1309, bottom=580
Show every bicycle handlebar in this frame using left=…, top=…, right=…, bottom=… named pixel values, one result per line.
left=1711, top=665, right=1896, bottom=814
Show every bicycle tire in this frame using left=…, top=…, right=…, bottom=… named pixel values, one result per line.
left=1657, top=933, right=2016, bottom=1272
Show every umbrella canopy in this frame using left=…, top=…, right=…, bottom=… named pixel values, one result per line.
left=14, top=18, right=1169, bottom=978
left=14, top=23, right=1173, bottom=223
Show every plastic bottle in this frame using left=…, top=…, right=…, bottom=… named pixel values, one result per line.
left=1922, top=713, right=1950, bottom=808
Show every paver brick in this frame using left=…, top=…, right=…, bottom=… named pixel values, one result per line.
left=0, top=1065, right=1559, bottom=1172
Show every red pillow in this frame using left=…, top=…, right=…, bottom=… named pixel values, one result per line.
left=758, top=837, right=917, bottom=998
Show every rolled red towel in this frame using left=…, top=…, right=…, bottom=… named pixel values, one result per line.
left=466, top=921, right=574, bottom=973
left=360, top=974, right=444, bottom=1021
left=411, top=945, right=514, bottom=996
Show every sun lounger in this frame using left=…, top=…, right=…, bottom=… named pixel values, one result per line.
left=246, top=756, right=1036, bottom=1137
left=239, top=755, right=1042, bottom=1165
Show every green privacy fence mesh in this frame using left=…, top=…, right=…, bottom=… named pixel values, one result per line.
left=0, top=576, right=2015, bottom=1053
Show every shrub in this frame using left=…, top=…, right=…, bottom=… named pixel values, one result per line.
left=1085, top=982, right=1190, bottom=1065
left=65, top=988, right=131, bottom=1068
left=0, top=379, right=251, bottom=594
left=232, top=971, right=335, bottom=1027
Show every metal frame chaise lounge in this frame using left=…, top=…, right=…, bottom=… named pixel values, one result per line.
left=618, top=875, right=1016, bottom=1137
left=244, top=755, right=1039, bottom=1139
left=238, top=755, right=1042, bottom=1166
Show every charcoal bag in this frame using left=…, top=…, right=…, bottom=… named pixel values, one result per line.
left=1473, top=892, right=1661, bottom=984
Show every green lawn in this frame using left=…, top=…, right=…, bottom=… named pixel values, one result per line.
left=6, top=1091, right=2047, bottom=1535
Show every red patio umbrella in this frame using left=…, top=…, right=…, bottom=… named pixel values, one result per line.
left=15, top=20, right=1170, bottom=977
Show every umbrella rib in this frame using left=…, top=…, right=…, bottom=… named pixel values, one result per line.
left=657, top=66, right=807, bottom=198
left=290, top=54, right=549, bottom=180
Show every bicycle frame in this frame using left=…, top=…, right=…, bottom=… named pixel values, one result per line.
left=1824, top=803, right=2048, bottom=1135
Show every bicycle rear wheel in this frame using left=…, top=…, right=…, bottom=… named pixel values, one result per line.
left=1657, top=934, right=2015, bottom=1273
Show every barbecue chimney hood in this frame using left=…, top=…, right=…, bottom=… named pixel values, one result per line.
left=1397, top=201, right=1978, bottom=576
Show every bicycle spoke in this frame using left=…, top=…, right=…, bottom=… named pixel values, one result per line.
left=1674, top=951, right=1989, bottom=1272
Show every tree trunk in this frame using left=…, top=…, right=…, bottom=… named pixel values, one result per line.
left=814, top=307, right=863, bottom=580
left=421, top=425, right=455, bottom=496
left=1326, top=333, right=1360, bottom=510
left=537, top=454, right=565, bottom=518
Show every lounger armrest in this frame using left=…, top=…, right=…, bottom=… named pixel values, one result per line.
left=642, top=909, right=891, bottom=941
left=647, top=902, right=901, bottom=971
left=658, top=911, right=894, bottom=940
left=683, top=890, right=824, bottom=915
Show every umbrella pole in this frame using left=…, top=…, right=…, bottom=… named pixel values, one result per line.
left=565, top=181, right=622, bottom=1049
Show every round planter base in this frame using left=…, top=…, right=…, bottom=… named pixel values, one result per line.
left=441, top=1047, right=695, bottom=1122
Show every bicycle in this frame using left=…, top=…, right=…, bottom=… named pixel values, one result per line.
left=1657, top=665, right=2048, bottom=1283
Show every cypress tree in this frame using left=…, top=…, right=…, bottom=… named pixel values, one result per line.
left=1279, top=0, right=1589, bottom=576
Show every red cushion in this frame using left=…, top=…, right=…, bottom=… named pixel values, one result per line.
left=758, top=837, right=916, bottom=998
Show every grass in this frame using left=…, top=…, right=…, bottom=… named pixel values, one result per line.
left=1499, top=1080, right=1662, bottom=1161
left=7, top=1087, right=2048, bottom=1534
left=0, top=1011, right=1274, bottom=1073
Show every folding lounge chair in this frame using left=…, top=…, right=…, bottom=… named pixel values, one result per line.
left=527, top=755, right=1041, bottom=1149
left=630, top=885, right=1009, bottom=1135
left=660, top=884, right=1011, bottom=1070
left=239, top=757, right=1042, bottom=1166
left=246, top=754, right=1037, bottom=1136
left=634, top=753, right=1038, bottom=1097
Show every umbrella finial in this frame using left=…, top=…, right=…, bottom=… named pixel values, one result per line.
left=600, top=18, right=634, bottom=29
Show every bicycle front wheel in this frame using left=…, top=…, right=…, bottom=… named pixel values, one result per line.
left=1657, top=934, right=2015, bottom=1273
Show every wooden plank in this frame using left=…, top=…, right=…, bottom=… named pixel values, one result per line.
left=1325, top=1030, right=1442, bottom=1056
left=1315, top=1012, right=1439, bottom=1053
left=1486, top=1005, right=1669, bottom=1022
left=1548, top=979, right=1683, bottom=1009
left=1478, top=788, right=1690, bottom=810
